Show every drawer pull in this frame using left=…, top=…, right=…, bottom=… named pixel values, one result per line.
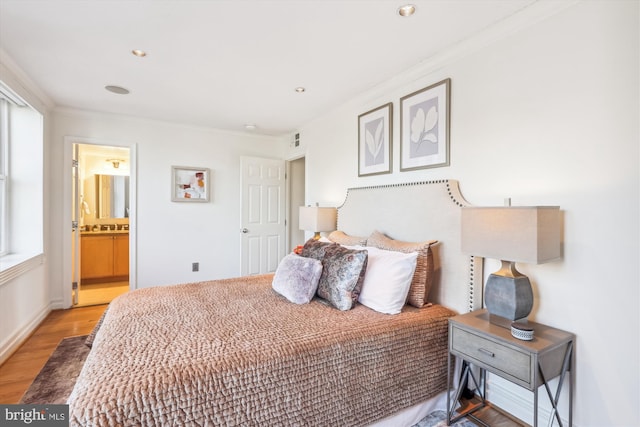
left=478, top=348, right=495, bottom=357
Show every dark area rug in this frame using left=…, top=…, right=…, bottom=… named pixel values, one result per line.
left=412, top=410, right=479, bottom=427
left=19, top=335, right=89, bottom=404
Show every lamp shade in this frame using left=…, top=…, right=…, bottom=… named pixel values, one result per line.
left=299, top=206, right=337, bottom=233
left=461, top=206, right=560, bottom=264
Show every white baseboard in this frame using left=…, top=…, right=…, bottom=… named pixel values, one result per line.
left=488, top=377, right=571, bottom=427
left=49, top=297, right=65, bottom=310
left=0, top=303, right=51, bottom=366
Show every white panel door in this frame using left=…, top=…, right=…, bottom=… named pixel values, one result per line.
left=240, top=156, right=286, bottom=275
left=71, top=144, right=80, bottom=305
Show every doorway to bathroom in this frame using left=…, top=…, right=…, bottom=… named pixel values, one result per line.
left=288, top=156, right=306, bottom=251
left=72, top=142, right=132, bottom=307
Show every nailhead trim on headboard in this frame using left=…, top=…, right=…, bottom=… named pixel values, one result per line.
left=336, top=179, right=483, bottom=313
left=339, top=179, right=464, bottom=207
left=468, top=257, right=477, bottom=313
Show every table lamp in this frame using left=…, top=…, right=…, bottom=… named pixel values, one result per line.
left=461, top=206, right=561, bottom=328
left=299, top=205, right=337, bottom=240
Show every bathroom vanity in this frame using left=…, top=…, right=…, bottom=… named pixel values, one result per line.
left=80, top=231, right=129, bottom=283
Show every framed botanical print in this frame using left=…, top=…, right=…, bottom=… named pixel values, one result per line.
left=358, top=102, right=393, bottom=176
left=400, top=78, right=450, bottom=171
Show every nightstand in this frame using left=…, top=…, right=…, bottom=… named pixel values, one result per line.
left=447, top=309, right=575, bottom=427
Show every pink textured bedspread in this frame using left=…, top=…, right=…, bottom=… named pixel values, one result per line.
left=69, top=274, right=454, bottom=426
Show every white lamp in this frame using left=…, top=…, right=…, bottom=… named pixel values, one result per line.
left=461, top=206, right=561, bottom=328
left=299, top=205, right=337, bottom=240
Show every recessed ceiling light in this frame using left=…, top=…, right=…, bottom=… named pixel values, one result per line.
left=398, top=4, right=416, bottom=17
left=132, top=49, right=147, bottom=57
left=295, top=87, right=306, bottom=93
left=244, top=124, right=257, bottom=131
left=105, top=85, right=130, bottom=95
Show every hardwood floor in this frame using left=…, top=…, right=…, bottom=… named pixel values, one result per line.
left=0, top=304, right=107, bottom=404
left=76, top=281, right=129, bottom=307
left=454, top=397, right=526, bottom=426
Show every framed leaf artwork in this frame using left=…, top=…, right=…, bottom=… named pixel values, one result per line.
left=400, top=78, right=451, bottom=171
left=358, top=102, right=392, bottom=177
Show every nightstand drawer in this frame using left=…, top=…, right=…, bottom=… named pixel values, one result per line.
left=451, top=326, right=532, bottom=385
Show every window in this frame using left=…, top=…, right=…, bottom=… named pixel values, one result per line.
left=0, top=80, right=44, bottom=282
left=0, top=98, right=7, bottom=255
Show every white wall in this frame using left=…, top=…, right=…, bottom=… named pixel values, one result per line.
left=49, top=110, right=285, bottom=306
left=0, top=262, right=49, bottom=365
left=287, top=2, right=639, bottom=426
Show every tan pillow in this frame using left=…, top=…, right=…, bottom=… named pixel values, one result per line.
left=367, top=230, right=437, bottom=308
left=328, top=230, right=367, bottom=247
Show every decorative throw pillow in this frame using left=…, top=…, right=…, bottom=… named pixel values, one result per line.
left=328, top=230, right=367, bottom=247
left=367, top=230, right=437, bottom=308
left=300, top=238, right=336, bottom=261
left=357, top=247, right=418, bottom=315
left=316, top=245, right=368, bottom=311
left=272, top=253, right=323, bottom=304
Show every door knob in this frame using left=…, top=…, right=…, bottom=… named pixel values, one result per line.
left=241, top=228, right=249, bottom=233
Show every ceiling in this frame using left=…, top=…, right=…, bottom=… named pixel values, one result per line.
left=0, top=0, right=539, bottom=136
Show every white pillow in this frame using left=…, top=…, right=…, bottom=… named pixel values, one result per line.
left=272, top=253, right=323, bottom=304
left=357, top=246, right=418, bottom=314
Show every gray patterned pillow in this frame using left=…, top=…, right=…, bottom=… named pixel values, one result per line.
left=301, top=238, right=336, bottom=261
left=316, top=245, right=368, bottom=311
left=272, top=254, right=323, bottom=304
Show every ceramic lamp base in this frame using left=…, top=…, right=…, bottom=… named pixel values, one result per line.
left=485, top=261, right=533, bottom=328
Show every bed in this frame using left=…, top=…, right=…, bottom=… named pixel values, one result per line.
left=68, top=180, right=483, bottom=426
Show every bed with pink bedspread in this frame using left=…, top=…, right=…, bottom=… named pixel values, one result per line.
left=69, top=274, right=454, bottom=426
left=69, top=180, right=483, bottom=426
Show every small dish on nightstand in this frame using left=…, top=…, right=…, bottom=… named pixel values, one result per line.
left=511, top=322, right=534, bottom=341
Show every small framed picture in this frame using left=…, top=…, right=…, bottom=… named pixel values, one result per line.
left=358, top=102, right=393, bottom=176
left=171, top=166, right=210, bottom=202
left=400, top=78, right=451, bottom=171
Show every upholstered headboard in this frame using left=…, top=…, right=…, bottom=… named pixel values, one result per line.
left=336, top=180, right=482, bottom=314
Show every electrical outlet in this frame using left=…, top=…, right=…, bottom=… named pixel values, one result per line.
left=192, top=262, right=199, bottom=272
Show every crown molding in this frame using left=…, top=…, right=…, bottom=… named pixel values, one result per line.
left=0, top=48, right=55, bottom=112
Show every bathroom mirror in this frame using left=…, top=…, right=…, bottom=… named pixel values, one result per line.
left=96, top=174, right=129, bottom=219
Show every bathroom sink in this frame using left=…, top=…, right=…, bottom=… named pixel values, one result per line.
left=82, top=224, right=129, bottom=233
